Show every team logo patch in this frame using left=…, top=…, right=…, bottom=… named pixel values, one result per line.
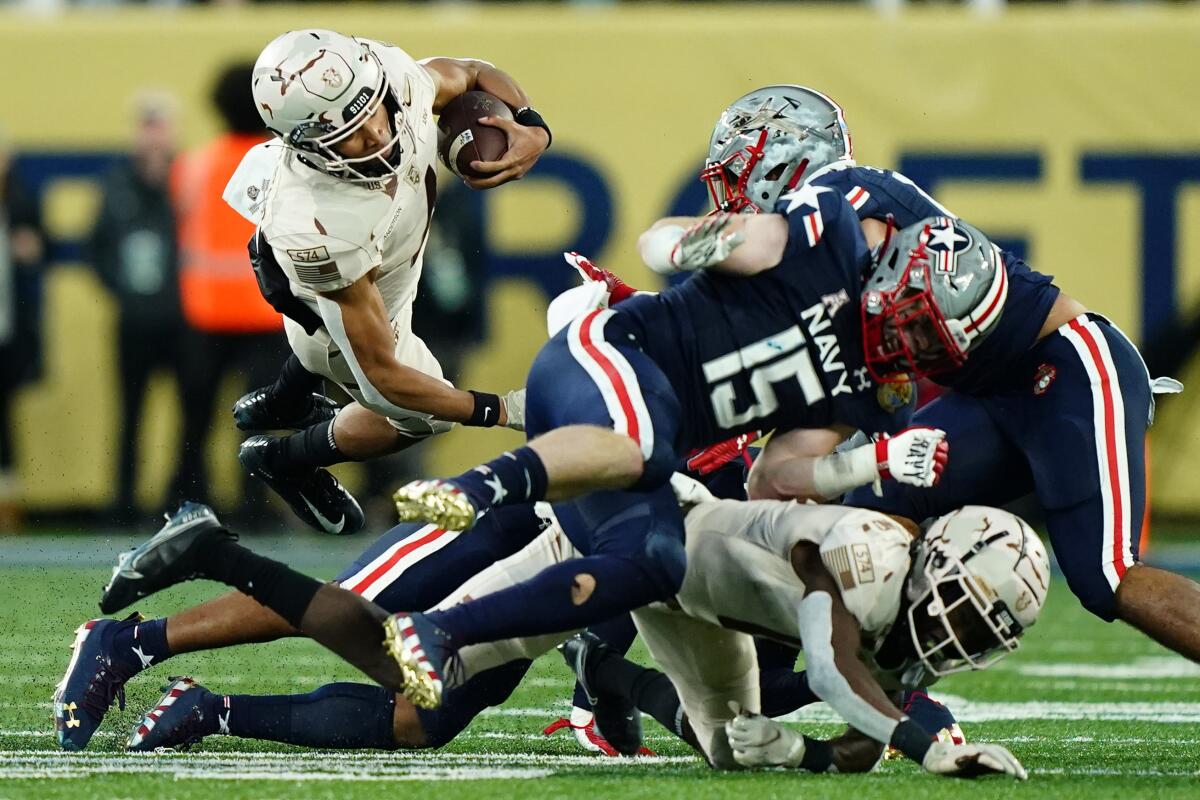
left=925, top=218, right=972, bottom=276
left=821, top=289, right=850, bottom=318
left=877, top=375, right=914, bottom=412
left=1033, top=362, right=1057, bottom=396
left=321, top=67, right=344, bottom=90
left=299, top=51, right=353, bottom=102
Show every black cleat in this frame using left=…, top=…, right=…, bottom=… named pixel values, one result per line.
left=238, top=435, right=364, bottom=536
left=100, top=503, right=235, bottom=615
left=233, top=387, right=339, bottom=433
left=559, top=632, right=643, bottom=756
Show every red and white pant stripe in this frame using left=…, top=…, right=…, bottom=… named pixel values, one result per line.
left=1060, top=315, right=1135, bottom=590
left=339, top=525, right=459, bottom=601
left=566, top=309, right=655, bottom=460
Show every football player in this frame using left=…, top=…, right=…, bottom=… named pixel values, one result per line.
left=220, top=29, right=549, bottom=535
left=576, top=84, right=1199, bottom=669
left=96, top=488, right=1041, bottom=780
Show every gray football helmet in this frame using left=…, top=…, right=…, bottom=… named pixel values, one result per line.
left=701, top=85, right=853, bottom=214
left=861, top=216, right=1008, bottom=381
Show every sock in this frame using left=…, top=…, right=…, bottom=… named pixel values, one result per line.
left=111, top=617, right=171, bottom=672
left=222, top=683, right=396, bottom=749
left=448, top=447, right=548, bottom=512
left=572, top=614, right=638, bottom=711
left=416, top=660, right=531, bottom=748
left=274, top=420, right=343, bottom=471
left=200, top=540, right=323, bottom=627
left=268, top=354, right=323, bottom=417
left=759, top=667, right=819, bottom=718
left=429, top=554, right=662, bottom=646
left=589, top=651, right=683, bottom=736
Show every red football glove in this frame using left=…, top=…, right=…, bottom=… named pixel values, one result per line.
left=564, top=251, right=639, bottom=304
left=686, top=431, right=761, bottom=476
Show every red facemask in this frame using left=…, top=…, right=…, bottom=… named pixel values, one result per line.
left=861, top=226, right=969, bottom=383
left=699, top=129, right=808, bottom=216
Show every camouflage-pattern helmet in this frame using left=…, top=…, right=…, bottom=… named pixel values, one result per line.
left=701, top=85, right=853, bottom=215
left=861, top=216, right=1008, bottom=382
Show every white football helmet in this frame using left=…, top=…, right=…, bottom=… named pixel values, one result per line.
left=903, top=506, right=1050, bottom=678
left=252, top=29, right=415, bottom=182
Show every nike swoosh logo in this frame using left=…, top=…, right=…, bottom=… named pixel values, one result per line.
left=301, top=495, right=345, bottom=534
left=483, top=407, right=493, bottom=421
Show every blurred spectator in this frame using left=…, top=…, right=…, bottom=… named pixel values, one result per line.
left=169, top=62, right=285, bottom=511
left=0, top=133, right=47, bottom=531
left=88, top=92, right=184, bottom=523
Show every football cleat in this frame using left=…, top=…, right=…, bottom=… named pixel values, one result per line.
left=558, top=632, right=644, bottom=756
left=542, top=706, right=655, bottom=757
left=239, top=435, right=364, bottom=536
left=392, top=480, right=478, bottom=532
left=382, top=612, right=462, bottom=710
left=100, top=502, right=234, bottom=615
left=233, top=387, right=339, bottom=432
left=52, top=612, right=146, bottom=751
left=128, top=677, right=223, bottom=751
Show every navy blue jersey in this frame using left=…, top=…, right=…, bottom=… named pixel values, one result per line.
left=811, top=164, right=1061, bottom=394
left=616, top=185, right=913, bottom=450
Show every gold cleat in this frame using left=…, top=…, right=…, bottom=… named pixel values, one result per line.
left=392, top=480, right=478, bottom=531
left=382, top=614, right=444, bottom=710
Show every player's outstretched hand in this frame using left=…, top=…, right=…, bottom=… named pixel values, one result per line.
left=500, top=388, right=525, bottom=431
left=921, top=740, right=1027, bottom=780
left=877, top=427, right=949, bottom=488
left=564, top=252, right=639, bottom=304
left=466, top=116, right=550, bottom=189
left=670, top=214, right=745, bottom=272
left=725, top=702, right=806, bottom=768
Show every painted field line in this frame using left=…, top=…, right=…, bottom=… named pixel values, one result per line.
left=0, top=766, right=553, bottom=782
left=1013, top=656, right=1200, bottom=679
left=0, top=751, right=699, bottom=767
left=781, top=696, right=1200, bottom=724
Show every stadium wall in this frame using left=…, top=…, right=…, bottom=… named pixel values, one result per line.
left=2, top=5, right=1200, bottom=514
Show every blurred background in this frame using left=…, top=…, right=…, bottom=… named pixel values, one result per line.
left=0, top=1, right=1198, bottom=537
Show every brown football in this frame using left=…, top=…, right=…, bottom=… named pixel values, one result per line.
left=437, top=91, right=513, bottom=181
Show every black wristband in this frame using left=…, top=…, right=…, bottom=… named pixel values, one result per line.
left=889, top=718, right=934, bottom=764
left=798, top=735, right=834, bottom=773
left=514, top=106, right=552, bottom=147
left=467, top=390, right=502, bottom=428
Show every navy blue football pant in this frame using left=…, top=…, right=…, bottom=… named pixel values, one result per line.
left=847, top=314, right=1153, bottom=621
left=428, top=309, right=688, bottom=646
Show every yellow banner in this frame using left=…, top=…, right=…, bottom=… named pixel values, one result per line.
left=3, top=5, right=1199, bottom=512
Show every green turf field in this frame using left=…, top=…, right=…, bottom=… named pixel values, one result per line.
left=1, top=536, right=1198, bottom=799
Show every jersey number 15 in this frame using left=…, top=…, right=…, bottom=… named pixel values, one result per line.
left=702, top=325, right=826, bottom=429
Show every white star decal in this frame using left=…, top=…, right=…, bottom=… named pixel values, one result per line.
left=484, top=474, right=507, bottom=505
left=131, top=645, right=155, bottom=669
left=781, top=183, right=833, bottom=214
left=927, top=224, right=968, bottom=251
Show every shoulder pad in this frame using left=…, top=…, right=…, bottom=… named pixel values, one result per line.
left=819, top=510, right=912, bottom=636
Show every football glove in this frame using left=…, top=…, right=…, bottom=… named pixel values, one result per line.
left=875, top=427, right=948, bottom=488
left=670, top=214, right=745, bottom=272
left=564, top=251, right=638, bottom=304
left=921, top=740, right=1027, bottom=780
left=685, top=431, right=761, bottom=476
left=501, top=388, right=525, bottom=432
left=725, top=703, right=806, bottom=769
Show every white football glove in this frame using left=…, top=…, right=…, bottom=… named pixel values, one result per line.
left=671, top=214, right=745, bottom=272
left=921, top=740, right=1027, bottom=780
left=725, top=703, right=806, bottom=768
left=876, top=427, right=949, bottom=489
left=500, top=388, right=525, bottom=432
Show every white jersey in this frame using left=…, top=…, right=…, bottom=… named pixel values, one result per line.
left=225, top=39, right=440, bottom=322
left=675, top=499, right=913, bottom=651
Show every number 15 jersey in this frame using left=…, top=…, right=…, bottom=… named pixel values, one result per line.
left=615, top=186, right=913, bottom=451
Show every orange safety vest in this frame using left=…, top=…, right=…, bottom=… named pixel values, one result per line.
left=173, top=132, right=282, bottom=334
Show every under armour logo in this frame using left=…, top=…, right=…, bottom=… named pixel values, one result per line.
left=63, top=702, right=81, bottom=729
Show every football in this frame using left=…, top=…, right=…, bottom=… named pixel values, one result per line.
left=437, top=90, right=512, bottom=181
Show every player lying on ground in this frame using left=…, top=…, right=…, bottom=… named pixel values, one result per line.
left=93, top=485, right=1041, bottom=779
left=583, top=83, right=1200, bottom=668
left=218, top=29, right=550, bottom=534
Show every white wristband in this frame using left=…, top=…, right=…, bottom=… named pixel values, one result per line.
left=641, top=225, right=687, bottom=275
left=811, top=443, right=880, bottom=499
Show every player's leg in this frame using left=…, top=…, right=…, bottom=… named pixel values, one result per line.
left=394, top=309, right=679, bottom=530
left=232, top=352, right=336, bottom=432
left=548, top=613, right=641, bottom=754
left=1036, top=316, right=1200, bottom=659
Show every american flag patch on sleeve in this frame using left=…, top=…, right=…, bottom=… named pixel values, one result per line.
left=287, top=246, right=342, bottom=285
